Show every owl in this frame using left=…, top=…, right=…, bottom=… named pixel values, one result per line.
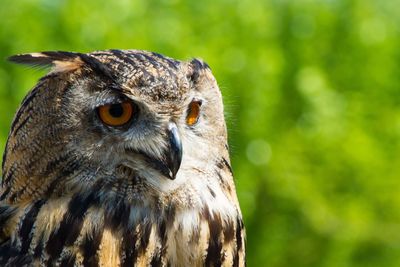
left=0, top=50, right=245, bottom=266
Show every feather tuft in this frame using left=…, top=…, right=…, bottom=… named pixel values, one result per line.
left=8, top=51, right=84, bottom=73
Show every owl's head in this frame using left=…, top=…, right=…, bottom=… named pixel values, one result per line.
left=2, top=50, right=231, bottom=202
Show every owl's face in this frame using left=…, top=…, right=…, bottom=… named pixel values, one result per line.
left=3, top=50, right=229, bottom=200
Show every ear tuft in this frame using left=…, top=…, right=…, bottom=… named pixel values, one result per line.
left=187, top=58, right=212, bottom=84
left=8, top=51, right=84, bottom=73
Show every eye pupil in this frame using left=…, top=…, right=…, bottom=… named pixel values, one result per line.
left=109, top=104, right=124, bottom=117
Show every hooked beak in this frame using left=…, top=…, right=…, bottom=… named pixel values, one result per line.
left=128, top=122, right=182, bottom=180
left=164, top=122, right=183, bottom=179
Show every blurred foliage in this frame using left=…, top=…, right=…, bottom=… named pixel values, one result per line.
left=1, top=0, right=400, bottom=266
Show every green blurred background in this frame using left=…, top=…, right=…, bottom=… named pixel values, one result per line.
left=1, top=0, right=400, bottom=266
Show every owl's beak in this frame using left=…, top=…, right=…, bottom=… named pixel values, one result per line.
left=133, top=122, right=182, bottom=180
left=165, top=122, right=182, bottom=179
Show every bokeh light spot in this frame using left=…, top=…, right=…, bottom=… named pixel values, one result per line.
left=246, top=139, right=272, bottom=165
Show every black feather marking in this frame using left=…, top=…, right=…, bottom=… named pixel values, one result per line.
left=158, top=219, right=168, bottom=253
left=121, top=229, right=138, bottom=267
left=81, top=228, right=102, bottom=267
left=0, top=240, right=15, bottom=265
left=216, top=160, right=224, bottom=170
left=9, top=51, right=116, bottom=84
left=233, top=252, right=239, bottom=267
left=121, top=219, right=152, bottom=266
left=222, top=157, right=234, bottom=176
left=138, top=222, right=152, bottom=256
left=224, top=143, right=230, bottom=151
left=236, top=216, right=243, bottom=251
left=46, top=191, right=98, bottom=261
left=104, top=199, right=130, bottom=231
left=0, top=186, right=11, bottom=201
left=214, top=169, right=232, bottom=194
left=151, top=52, right=180, bottom=70
left=203, top=207, right=223, bottom=267
left=165, top=202, right=176, bottom=223
left=150, top=218, right=168, bottom=267
left=33, top=233, right=44, bottom=259
left=1, top=152, right=7, bottom=179
left=41, top=51, right=78, bottom=60
left=59, top=253, right=76, bottom=267
left=8, top=54, right=54, bottom=67
left=8, top=51, right=78, bottom=67
left=136, top=52, right=161, bottom=67
left=11, top=112, right=32, bottom=137
left=150, top=252, right=162, bottom=267
left=9, top=86, right=39, bottom=134
left=233, top=216, right=244, bottom=267
left=121, top=209, right=151, bottom=267
left=8, top=254, right=33, bottom=266
left=77, top=53, right=116, bottom=81
left=215, top=170, right=224, bottom=184
left=216, top=157, right=233, bottom=177
left=188, top=58, right=211, bottom=84
left=208, top=186, right=216, bottom=198
left=19, top=200, right=46, bottom=254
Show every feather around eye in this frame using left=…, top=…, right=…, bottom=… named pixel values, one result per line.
left=186, top=101, right=202, bottom=126
left=98, top=101, right=134, bottom=126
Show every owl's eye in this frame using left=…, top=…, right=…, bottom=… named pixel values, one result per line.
left=186, top=100, right=202, bottom=126
left=98, top=101, right=134, bottom=127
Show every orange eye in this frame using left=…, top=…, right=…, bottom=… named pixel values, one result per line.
left=98, top=101, right=134, bottom=126
left=186, top=101, right=201, bottom=126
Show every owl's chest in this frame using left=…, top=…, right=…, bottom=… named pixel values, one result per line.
left=2, top=198, right=242, bottom=267
left=93, top=206, right=238, bottom=267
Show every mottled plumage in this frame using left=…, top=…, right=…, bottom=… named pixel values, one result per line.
left=0, top=50, right=245, bottom=266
